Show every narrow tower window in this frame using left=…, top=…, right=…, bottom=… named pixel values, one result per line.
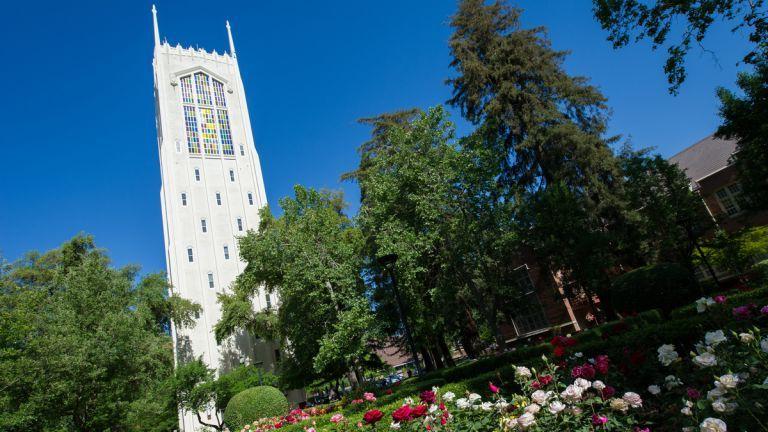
left=240, top=144, right=245, bottom=156
left=236, top=218, right=243, bottom=232
left=215, top=192, right=222, bottom=205
left=201, top=219, right=207, bottom=233
left=266, top=293, right=272, bottom=309
left=229, top=169, right=235, bottom=182
left=187, top=247, right=194, bottom=263
left=218, top=109, right=234, bottom=155
left=247, top=192, right=254, bottom=205
left=207, top=272, right=215, bottom=289
left=181, top=193, right=187, bottom=206
left=183, top=106, right=201, bottom=154
left=194, top=73, right=212, bottom=105
left=194, top=168, right=201, bottom=181
left=223, top=245, right=230, bottom=260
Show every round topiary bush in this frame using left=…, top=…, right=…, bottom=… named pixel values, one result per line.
left=611, top=263, right=698, bottom=314
left=224, top=386, right=288, bottom=430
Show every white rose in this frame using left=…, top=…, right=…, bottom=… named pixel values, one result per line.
left=574, top=352, right=583, bottom=358
left=657, top=344, right=679, bottom=366
left=525, top=403, right=540, bottom=415
left=515, top=366, right=532, bottom=379
left=548, top=400, right=565, bottom=414
left=710, top=399, right=737, bottom=414
left=468, top=393, right=482, bottom=403
left=495, top=400, right=509, bottom=410
left=665, top=375, right=683, bottom=389
left=480, top=402, right=493, bottom=411
left=693, top=352, right=718, bottom=368
left=705, top=330, right=727, bottom=346
left=592, top=380, right=606, bottom=391
left=681, top=406, right=693, bottom=416
left=574, top=378, right=591, bottom=389
left=707, top=387, right=727, bottom=401
left=647, top=385, right=661, bottom=395
left=739, top=332, right=755, bottom=343
left=695, top=297, right=715, bottom=313
left=715, top=374, right=739, bottom=390
left=442, top=391, right=455, bottom=402
left=560, top=384, right=583, bottom=403
left=761, top=337, right=768, bottom=353
left=530, top=390, right=551, bottom=405
left=455, top=398, right=470, bottom=409
left=390, top=422, right=401, bottom=430
left=517, top=413, right=536, bottom=429
left=622, top=392, right=643, bottom=408
left=700, top=417, right=727, bottom=432
left=609, top=398, right=629, bottom=413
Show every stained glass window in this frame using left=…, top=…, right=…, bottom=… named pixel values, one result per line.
left=183, top=106, right=201, bottom=154
left=218, top=110, right=234, bottom=155
left=199, top=108, right=219, bottom=155
left=180, top=72, right=232, bottom=158
left=212, top=79, right=227, bottom=107
left=194, top=73, right=212, bottom=105
left=180, top=76, right=194, bottom=104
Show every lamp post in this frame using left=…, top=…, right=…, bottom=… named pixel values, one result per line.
left=378, top=253, right=423, bottom=376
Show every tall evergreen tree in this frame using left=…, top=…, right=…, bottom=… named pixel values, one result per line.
left=448, top=0, right=626, bottom=303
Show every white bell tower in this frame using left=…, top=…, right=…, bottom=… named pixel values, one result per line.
left=151, top=6, right=277, bottom=430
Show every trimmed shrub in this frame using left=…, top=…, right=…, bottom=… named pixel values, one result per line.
left=611, top=263, right=698, bottom=314
left=224, top=386, right=288, bottom=430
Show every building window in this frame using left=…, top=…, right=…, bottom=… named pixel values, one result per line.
left=216, top=192, right=222, bottom=206
left=236, top=218, right=243, bottom=232
left=187, top=247, right=194, bottom=263
left=247, top=192, right=254, bottom=205
left=194, top=168, right=201, bottom=181
left=183, top=106, right=201, bottom=154
left=207, top=272, right=215, bottom=289
left=223, top=245, right=230, bottom=260
left=179, top=73, right=230, bottom=158
left=201, top=219, right=207, bottom=233
left=266, top=293, right=272, bottom=309
left=229, top=169, right=235, bottom=182
left=715, top=183, right=746, bottom=217
left=218, top=110, right=234, bottom=155
left=175, top=139, right=181, bottom=153
left=240, top=144, right=245, bottom=156
left=181, top=193, right=187, bottom=206
left=510, top=266, right=549, bottom=335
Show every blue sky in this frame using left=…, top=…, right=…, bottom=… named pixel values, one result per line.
left=0, top=1, right=752, bottom=273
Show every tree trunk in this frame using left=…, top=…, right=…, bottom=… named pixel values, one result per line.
left=420, top=346, right=435, bottom=372
left=430, top=343, right=445, bottom=369
left=438, top=338, right=456, bottom=367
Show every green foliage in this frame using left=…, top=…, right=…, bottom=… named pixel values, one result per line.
left=593, top=0, right=768, bottom=93
left=716, top=57, right=768, bottom=210
left=617, top=147, right=712, bottom=265
left=0, top=235, right=199, bottom=432
left=223, top=386, right=288, bottom=430
left=696, top=226, right=768, bottom=276
left=215, top=365, right=280, bottom=411
left=611, top=262, right=699, bottom=313
left=222, top=186, right=376, bottom=387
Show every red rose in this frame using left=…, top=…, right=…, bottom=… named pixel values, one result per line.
left=553, top=346, right=566, bottom=357
left=410, top=404, right=428, bottom=418
left=391, top=405, right=412, bottom=423
left=363, top=409, right=384, bottom=424
left=580, top=364, right=596, bottom=379
left=595, top=355, right=610, bottom=374
left=564, top=337, right=577, bottom=347
left=385, top=389, right=393, bottom=395
left=601, top=386, right=616, bottom=399
left=419, top=390, right=436, bottom=404
left=538, top=375, right=553, bottom=386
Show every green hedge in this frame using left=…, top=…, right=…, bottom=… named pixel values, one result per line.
left=611, top=263, right=698, bottom=314
left=224, top=386, right=288, bottom=430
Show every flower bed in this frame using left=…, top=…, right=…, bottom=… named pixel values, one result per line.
left=237, top=288, right=768, bottom=431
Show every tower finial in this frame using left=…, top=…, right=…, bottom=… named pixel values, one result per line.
left=226, top=20, right=237, bottom=58
left=152, top=5, right=161, bottom=47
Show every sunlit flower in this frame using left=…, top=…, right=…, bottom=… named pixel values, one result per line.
left=531, top=390, right=551, bottom=405
left=468, top=393, right=482, bottom=403
left=548, top=400, right=565, bottom=414
left=517, top=413, right=536, bottom=429
left=592, top=380, right=606, bottom=391
left=609, top=398, right=629, bottom=413
left=515, top=366, right=532, bottom=379
left=442, top=391, right=455, bottom=402
left=715, top=374, right=739, bottom=390
left=524, top=403, right=540, bottom=415
left=700, top=417, right=727, bottom=432
left=622, top=392, right=643, bottom=408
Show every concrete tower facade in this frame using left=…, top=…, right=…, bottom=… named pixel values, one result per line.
left=151, top=6, right=277, bottom=429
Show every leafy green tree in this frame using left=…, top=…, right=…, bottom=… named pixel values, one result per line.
left=0, top=235, right=199, bottom=432
left=448, top=0, right=626, bottom=307
left=593, top=0, right=768, bottom=93
left=217, top=186, right=376, bottom=388
left=716, top=58, right=768, bottom=210
left=617, top=147, right=713, bottom=266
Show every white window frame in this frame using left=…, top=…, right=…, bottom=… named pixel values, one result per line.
left=223, top=245, right=230, bottom=260
left=229, top=169, right=235, bottom=182
left=215, top=192, right=222, bottom=206
left=194, top=168, right=201, bottom=181
left=236, top=217, right=243, bottom=232
left=207, top=272, right=215, bottom=289
left=201, top=218, right=207, bottom=233
left=247, top=192, right=254, bottom=205
left=714, top=182, right=745, bottom=217
left=187, top=247, right=194, bottom=263
left=181, top=192, right=187, bottom=206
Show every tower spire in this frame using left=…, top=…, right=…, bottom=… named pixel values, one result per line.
left=226, top=20, right=237, bottom=58
left=152, top=5, right=161, bottom=46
